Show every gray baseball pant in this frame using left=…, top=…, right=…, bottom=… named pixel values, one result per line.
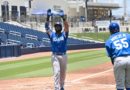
left=114, top=56, right=130, bottom=89
left=51, top=54, right=67, bottom=90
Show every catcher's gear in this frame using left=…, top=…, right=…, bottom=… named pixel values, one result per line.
left=109, top=22, right=120, bottom=34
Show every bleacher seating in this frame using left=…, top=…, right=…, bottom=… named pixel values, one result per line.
left=67, top=38, right=95, bottom=45
left=0, top=33, right=7, bottom=42
left=0, top=22, right=97, bottom=48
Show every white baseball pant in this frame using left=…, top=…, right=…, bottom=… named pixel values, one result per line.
left=114, top=56, right=130, bottom=89
left=51, top=54, right=67, bottom=90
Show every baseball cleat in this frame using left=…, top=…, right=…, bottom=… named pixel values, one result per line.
left=60, top=87, right=64, bottom=90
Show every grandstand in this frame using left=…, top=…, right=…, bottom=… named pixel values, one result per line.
left=0, top=22, right=100, bottom=48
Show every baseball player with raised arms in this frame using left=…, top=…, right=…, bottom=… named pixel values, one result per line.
left=105, top=22, right=130, bottom=90
left=45, top=9, right=69, bottom=90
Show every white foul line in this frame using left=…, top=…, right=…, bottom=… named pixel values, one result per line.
left=71, top=68, right=113, bottom=83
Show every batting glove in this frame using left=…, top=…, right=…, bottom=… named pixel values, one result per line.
left=59, top=10, right=64, bottom=17
left=62, top=15, right=67, bottom=22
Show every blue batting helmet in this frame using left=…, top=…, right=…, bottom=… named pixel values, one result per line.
left=54, top=22, right=62, bottom=33
left=109, top=22, right=120, bottom=34
left=54, top=22, right=62, bottom=28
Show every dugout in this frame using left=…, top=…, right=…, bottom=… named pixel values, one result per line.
left=0, top=45, right=21, bottom=58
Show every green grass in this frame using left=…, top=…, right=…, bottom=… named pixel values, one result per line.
left=71, top=32, right=130, bottom=42
left=70, top=32, right=110, bottom=42
left=0, top=49, right=110, bottom=80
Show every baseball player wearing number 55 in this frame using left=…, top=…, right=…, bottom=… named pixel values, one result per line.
left=105, top=22, right=130, bottom=90
left=45, top=9, right=69, bottom=90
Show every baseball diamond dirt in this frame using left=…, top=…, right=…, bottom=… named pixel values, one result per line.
left=0, top=49, right=115, bottom=90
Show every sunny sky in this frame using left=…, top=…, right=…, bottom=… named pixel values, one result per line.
left=98, top=0, right=130, bottom=16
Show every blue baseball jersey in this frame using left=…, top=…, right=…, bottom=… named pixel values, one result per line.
left=49, top=32, right=68, bottom=53
left=105, top=32, right=130, bottom=60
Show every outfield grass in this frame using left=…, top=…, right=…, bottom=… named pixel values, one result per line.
left=71, top=32, right=110, bottom=42
left=0, top=49, right=110, bottom=80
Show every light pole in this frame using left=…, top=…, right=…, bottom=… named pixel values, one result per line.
left=3, top=1, right=9, bottom=21
left=123, top=0, right=127, bottom=25
left=109, top=9, right=112, bottom=23
left=28, top=0, right=33, bottom=28
left=85, top=0, right=89, bottom=21
left=124, top=0, right=127, bottom=17
left=28, top=0, right=33, bottom=20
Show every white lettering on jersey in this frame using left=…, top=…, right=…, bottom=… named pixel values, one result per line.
left=53, top=36, right=64, bottom=42
left=113, top=37, right=129, bottom=50
left=111, top=34, right=126, bottom=41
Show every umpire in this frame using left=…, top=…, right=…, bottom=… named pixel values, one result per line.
left=105, top=22, right=130, bottom=90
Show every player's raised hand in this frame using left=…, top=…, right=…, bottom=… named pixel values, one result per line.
left=59, top=10, right=64, bottom=17
left=47, top=9, right=51, bottom=17
left=63, top=15, right=67, bottom=21
left=46, top=9, right=51, bottom=21
left=59, top=10, right=66, bottom=21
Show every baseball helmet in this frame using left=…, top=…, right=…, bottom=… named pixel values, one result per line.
left=54, top=22, right=62, bottom=33
left=54, top=22, right=62, bottom=27
left=109, top=22, right=120, bottom=34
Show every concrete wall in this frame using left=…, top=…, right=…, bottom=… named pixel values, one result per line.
left=0, top=0, right=68, bottom=18
left=31, top=0, right=68, bottom=14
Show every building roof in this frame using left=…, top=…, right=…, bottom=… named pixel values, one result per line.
left=68, top=1, right=121, bottom=9
left=87, top=2, right=121, bottom=9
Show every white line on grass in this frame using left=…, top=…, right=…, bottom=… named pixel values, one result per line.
left=87, top=84, right=115, bottom=87
left=71, top=68, right=113, bottom=83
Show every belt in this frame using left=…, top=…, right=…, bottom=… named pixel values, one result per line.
left=116, top=55, right=130, bottom=58
left=53, top=52, right=66, bottom=55
left=114, top=55, right=130, bottom=60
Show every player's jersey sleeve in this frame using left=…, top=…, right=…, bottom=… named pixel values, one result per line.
left=63, top=31, right=69, bottom=39
left=49, top=32, right=54, bottom=41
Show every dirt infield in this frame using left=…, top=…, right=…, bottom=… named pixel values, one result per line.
left=0, top=49, right=116, bottom=90
left=0, top=62, right=115, bottom=90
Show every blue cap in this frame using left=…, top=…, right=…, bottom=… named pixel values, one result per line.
left=109, top=22, right=120, bottom=34
left=54, top=22, right=62, bottom=27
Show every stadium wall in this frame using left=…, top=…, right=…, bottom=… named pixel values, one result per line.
left=31, top=0, right=68, bottom=14
left=0, top=45, right=21, bottom=58
left=0, top=43, right=105, bottom=58
left=21, top=43, right=105, bottom=55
